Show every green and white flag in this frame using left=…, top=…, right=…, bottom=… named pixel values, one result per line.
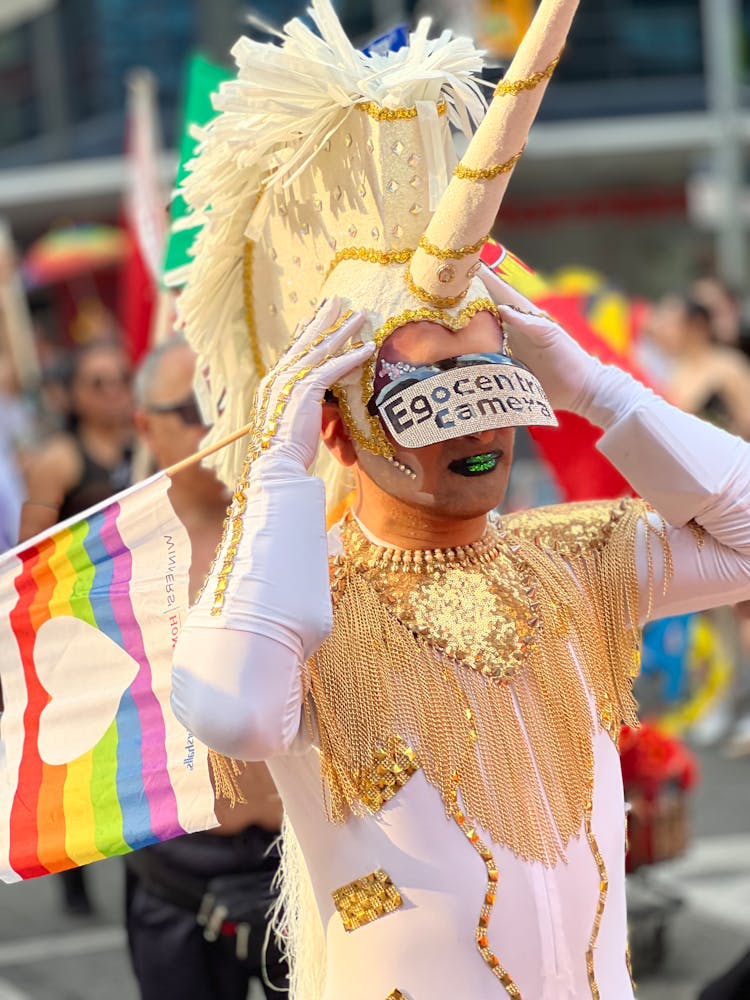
left=162, top=53, right=231, bottom=289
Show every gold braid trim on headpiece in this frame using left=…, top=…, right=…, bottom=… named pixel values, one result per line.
left=307, top=498, right=672, bottom=867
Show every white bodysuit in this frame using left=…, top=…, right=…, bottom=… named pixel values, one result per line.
left=172, top=382, right=750, bottom=1000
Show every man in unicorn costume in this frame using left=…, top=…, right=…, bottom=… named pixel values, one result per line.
left=171, top=2, right=750, bottom=997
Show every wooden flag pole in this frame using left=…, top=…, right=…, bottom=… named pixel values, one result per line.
left=163, top=418, right=255, bottom=478
left=0, top=218, right=41, bottom=391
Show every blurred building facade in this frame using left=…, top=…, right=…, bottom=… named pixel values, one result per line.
left=0, top=0, right=748, bottom=293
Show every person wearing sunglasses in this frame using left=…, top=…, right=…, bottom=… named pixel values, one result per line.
left=20, top=341, right=135, bottom=543
left=127, top=335, right=289, bottom=1000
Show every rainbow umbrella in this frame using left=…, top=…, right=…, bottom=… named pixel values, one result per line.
left=23, top=224, right=127, bottom=289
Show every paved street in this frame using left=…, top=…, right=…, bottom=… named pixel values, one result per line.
left=0, top=748, right=747, bottom=999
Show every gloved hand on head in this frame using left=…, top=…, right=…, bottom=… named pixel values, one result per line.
left=480, top=264, right=602, bottom=415
left=251, top=296, right=374, bottom=475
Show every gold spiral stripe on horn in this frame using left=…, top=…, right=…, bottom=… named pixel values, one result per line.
left=453, top=149, right=524, bottom=182
left=494, top=53, right=562, bottom=97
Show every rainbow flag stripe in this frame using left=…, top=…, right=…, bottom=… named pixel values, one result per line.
left=0, top=475, right=216, bottom=882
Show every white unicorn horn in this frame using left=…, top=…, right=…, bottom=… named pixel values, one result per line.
left=407, top=0, right=580, bottom=307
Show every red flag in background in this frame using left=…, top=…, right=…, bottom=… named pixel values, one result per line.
left=482, top=240, right=654, bottom=502
left=119, top=70, right=168, bottom=365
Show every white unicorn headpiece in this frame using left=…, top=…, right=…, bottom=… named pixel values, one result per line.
left=178, top=0, right=579, bottom=504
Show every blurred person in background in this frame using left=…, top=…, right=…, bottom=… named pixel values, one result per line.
left=691, top=275, right=750, bottom=361
left=0, top=354, right=30, bottom=552
left=658, top=294, right=750, bottom=437
left=19, top=340, right=134, bottom=541
left=125, top=336, right=288, bottom=1000
left=644, top=292, right=750, bottom=753
left=18, top=339, right=135, bottom=915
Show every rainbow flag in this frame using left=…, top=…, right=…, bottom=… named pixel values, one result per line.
left=0, top=474, right=217, bottom=883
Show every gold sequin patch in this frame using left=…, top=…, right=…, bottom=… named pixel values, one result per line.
left=494, top=53, right=562, bottom=97
left=385, top=992, right=409, bottom=1000
left=339, top=517, right=540, bottom=683
left=356, top=735, right=419, bottom=813
left=332, top=869, right=403, bottom=932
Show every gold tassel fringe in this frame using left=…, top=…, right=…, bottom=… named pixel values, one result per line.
left=308, top=499, right=671, bottom=866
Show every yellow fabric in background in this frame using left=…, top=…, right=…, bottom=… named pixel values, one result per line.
left=477, top=0, right=537, bottom=59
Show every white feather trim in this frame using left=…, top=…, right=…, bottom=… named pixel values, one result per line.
left=177, top=0, right=487, bottom=490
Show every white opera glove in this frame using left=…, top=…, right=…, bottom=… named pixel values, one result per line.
left=188, top=296, right=374, bottom=642
left=481, top=265, right=602, bottom=413
left=171, top=302, right=375, bottom=757
left=250, top=297, right=372, bottom=473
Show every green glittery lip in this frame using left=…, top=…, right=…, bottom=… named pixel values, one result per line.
left=448, top=452, right=501, bottom=477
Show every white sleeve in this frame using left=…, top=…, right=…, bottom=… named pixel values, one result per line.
left=583, top=364, right=750, bottom=622
left=170, top=455, right=332, bottom=761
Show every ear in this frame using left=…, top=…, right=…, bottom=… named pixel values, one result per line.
left=132, top=408, right=153, bottom=445
left=321, top=400, right=357, bottom=467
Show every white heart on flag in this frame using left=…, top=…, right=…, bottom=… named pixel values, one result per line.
left=34, top=616, right=140, bottom=765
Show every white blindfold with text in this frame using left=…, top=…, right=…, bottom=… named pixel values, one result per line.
left=371, top=353, right=558, bottom=449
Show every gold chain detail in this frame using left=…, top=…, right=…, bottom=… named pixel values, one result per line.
left=207, top=749, right=247, bottom=807
left=331, top=869, right=403, bottom=932
left=243, top=239, right=267, bottom=379
left=418, top=233, right=490, bottom=260
left=352, top=298, right=501, bottom=455
left=370, top=298, right=500, bottom=348
left=405, top=266, right=468, bottom=308
left=329, top=382, right=394, bottom=458
left=449, top=781, right=522, bottom=997
left=687, top=519, right=706, bottom=550
left=209, top=312, right=354, bottom=614
left=584, top=773, right=608, bottom=1000
left=454, top=148, right=524, bottom=182
left=494, top=54, right=562, bottom=97
left=326, top=246, right=414, bottom=281
left=625, top=940, right=636, bottom=993
left=356, top=98, right=447, bottom=121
